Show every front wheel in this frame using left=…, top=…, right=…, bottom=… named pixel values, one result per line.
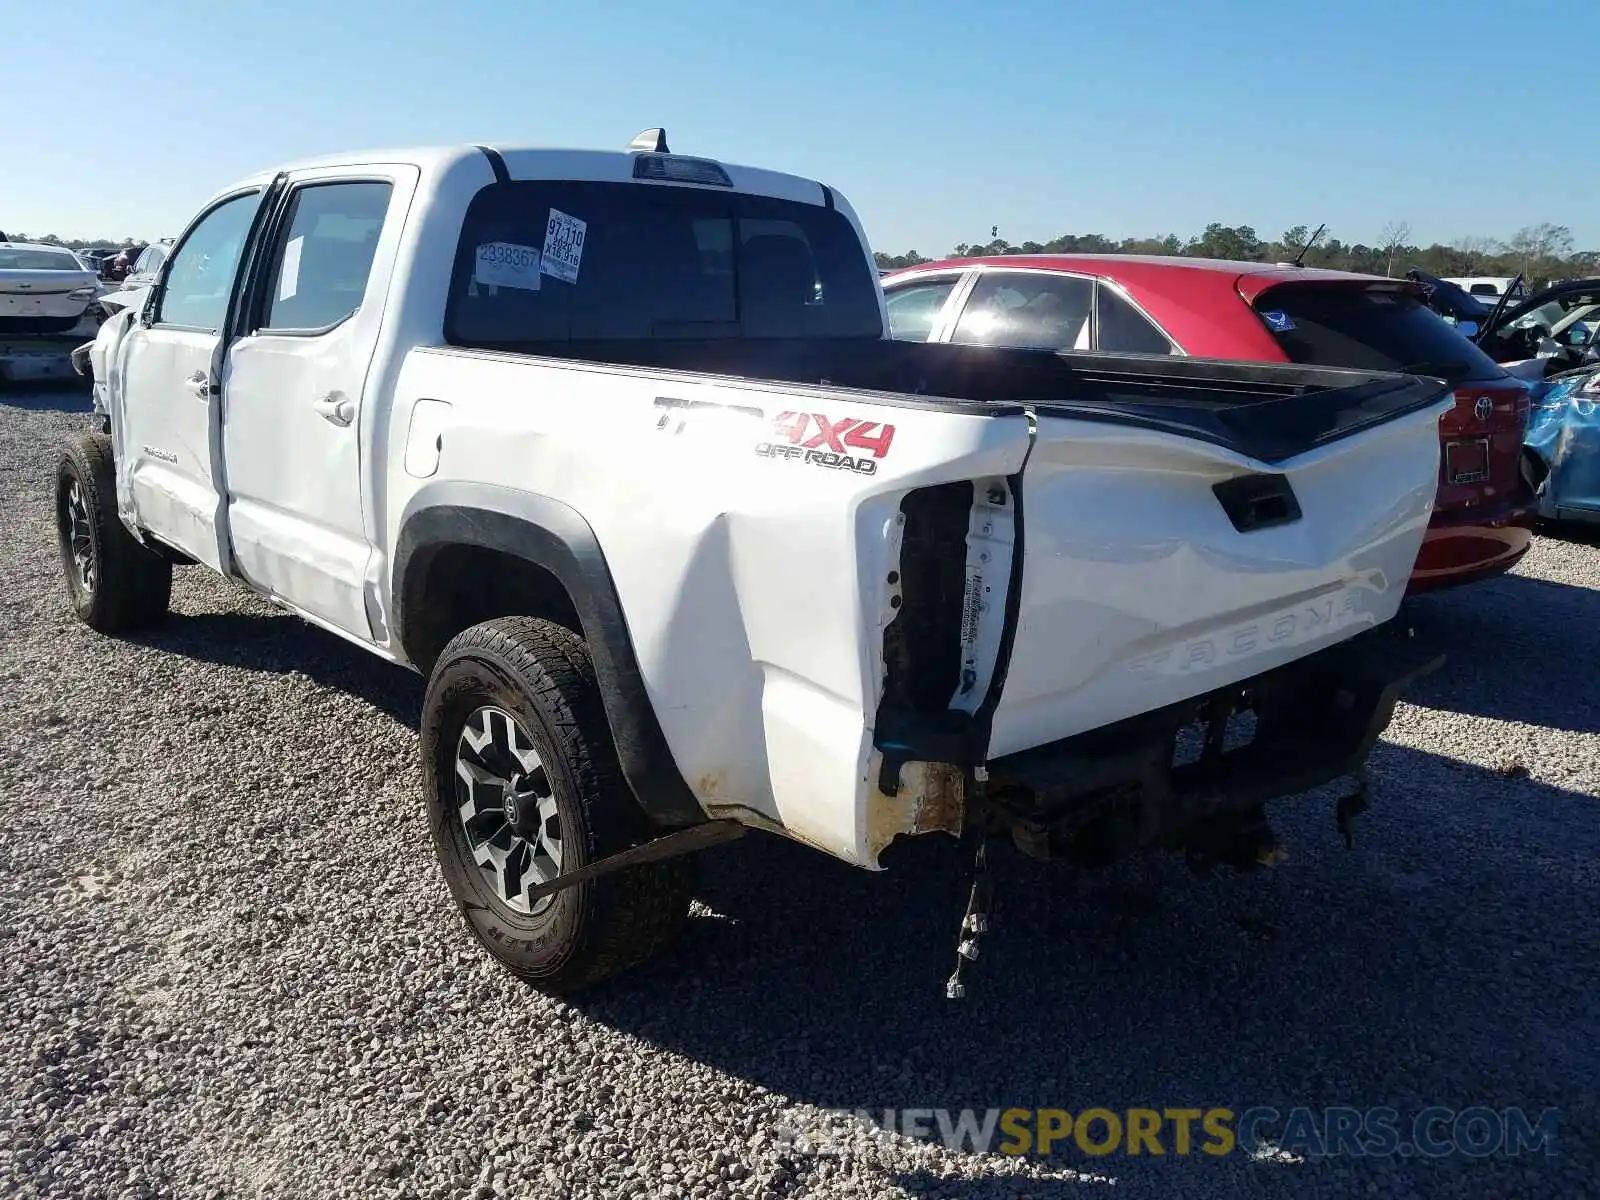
left=55, top=432, right=171, bottom=634
left=420, top=616, right=694, bottom=994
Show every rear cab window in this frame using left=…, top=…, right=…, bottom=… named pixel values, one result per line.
left=1253, top=284, right=1509, bottom=384
left=445, top=180, right=883, bottom=347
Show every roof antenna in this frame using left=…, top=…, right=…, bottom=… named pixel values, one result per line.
left=1292, top=223, right=1326, bottom=268
left=628, top=128, right=669, bottom=154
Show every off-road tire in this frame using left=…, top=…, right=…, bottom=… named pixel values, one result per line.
left=421, top=616, right=695, bottom=994
left=55, top=432, right=172, bottom=634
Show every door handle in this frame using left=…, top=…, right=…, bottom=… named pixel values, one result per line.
left=185, top=372, right=212, bottom=399
left=313, top=393, right=356, bottom=427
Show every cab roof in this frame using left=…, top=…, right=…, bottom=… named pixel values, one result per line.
left=222, top=142, right=836, bottom=210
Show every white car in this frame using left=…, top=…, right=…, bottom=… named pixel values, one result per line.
left=0, top=240, right=102, bottom=334
left=1443, top=276, right=1526, bottom=309
left=122, top=240, right=171, bottom=290
left=66, top=132, right=1453, bottom=997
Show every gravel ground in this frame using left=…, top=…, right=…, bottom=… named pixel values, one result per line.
left=1, top=384, right=1596, bottom=1200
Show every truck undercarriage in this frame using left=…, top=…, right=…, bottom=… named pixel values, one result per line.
left=981, top=619, right=1444, bottom=869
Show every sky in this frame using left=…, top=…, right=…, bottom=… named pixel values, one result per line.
left=1, top=0, right=1589, bottom=255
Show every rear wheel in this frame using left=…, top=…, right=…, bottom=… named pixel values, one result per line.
left=54, top=433, right=171, bottom=634
left=421, top=616, right=694, bottom=994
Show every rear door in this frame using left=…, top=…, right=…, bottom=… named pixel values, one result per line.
left=1247, top=282, right=1529, bottom=517
left=116, top=189, right=268, bottom=571
left=220, top=167, right=414, bottom=639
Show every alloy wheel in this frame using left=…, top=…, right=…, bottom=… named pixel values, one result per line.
left=454, top=705, right=564, bottom=916
left=63, top=478, right=94, bottom=594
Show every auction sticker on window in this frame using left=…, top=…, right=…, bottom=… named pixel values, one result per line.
left=541, top=209, right=587, bottom=284
left=475, top=242, right=542, bottom=291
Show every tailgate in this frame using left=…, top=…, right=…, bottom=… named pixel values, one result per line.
left=985, top=365, right=1452, bottom=758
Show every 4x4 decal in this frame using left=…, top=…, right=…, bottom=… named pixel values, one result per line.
left=653, top=398, right=898, bottom=476
left=756, top=410, right=897, bottom=476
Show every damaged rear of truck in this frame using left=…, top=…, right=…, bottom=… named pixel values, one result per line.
left=865, top=353, right=1452, bottom=876
left=388, top=332, right=1452, bottom=1000
left=68, top=139, right=1455, bottom=997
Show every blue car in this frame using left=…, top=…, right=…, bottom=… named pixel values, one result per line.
left=1524, top=367, right=1600, bottom=523
left=1411, top=269, right=1600, bottom=524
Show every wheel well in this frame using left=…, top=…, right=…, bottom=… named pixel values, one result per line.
left=401, top=543, right=583, bottom=673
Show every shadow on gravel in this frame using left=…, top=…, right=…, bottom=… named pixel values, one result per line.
left=0, top=381, right=95, bottom=414
left=113, top=579, right=1594, bottom=1193
left=572, top=744, right=1597, bottom=1196
left=141, top=606, right=423, bottom=729
left=1536, top=519, right=1600, bottom=549
left=1403, top=565, right=1600, bottom=733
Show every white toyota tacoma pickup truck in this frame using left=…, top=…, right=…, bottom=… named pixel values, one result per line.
left=61, top=131, right=1452, bottom=996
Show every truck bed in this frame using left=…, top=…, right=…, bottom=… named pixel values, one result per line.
left=393, top=336, right=1453, bottom=867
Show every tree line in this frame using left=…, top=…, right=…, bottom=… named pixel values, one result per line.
left=6, top=233, right=145, bottom=250
left=875, top=222, right=1596, bottom=289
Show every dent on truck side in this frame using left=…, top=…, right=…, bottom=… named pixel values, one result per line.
left=392, top=481, right=706, bottom=829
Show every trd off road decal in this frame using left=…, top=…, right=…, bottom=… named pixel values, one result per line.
left=756, top=411, right=897, bottom=475
left=648, top=399, right=898, bottom=475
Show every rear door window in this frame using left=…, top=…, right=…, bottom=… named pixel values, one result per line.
left=446, top=180, right=882, bottom=345
left=951, top=271, right=1093, bottom=351
left=261, top=181, right=392, bottom=332
left=1253, top=284, right=1508, bottom=382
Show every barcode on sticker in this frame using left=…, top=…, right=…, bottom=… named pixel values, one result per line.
left=475, top=242, right=542, bottom=291
left=541, top=209, right=586, bottom=284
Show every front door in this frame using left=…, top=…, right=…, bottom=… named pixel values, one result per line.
left=220, top=170, right=410, bottom=639
left=116, top=190, right=265, bottom=572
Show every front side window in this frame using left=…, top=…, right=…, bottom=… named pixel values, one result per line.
left=884, top=278, right=958, bottom=341
left=1096, top=284, right=1175, bottom=355
left=156, top=192, right=263, bottom=332
left=445, top=180, right=882, bottom=345
left=951, top=272, right=1093, bottom=351
left=261, top=181, right=392, bottom=332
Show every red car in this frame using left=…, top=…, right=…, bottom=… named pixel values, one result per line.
left=882, top=255, right=1537, bottom=591
left=104, top=244, right=148, bottom=282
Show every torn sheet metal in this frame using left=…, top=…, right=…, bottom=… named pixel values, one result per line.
left=1526, top=368, right=1600, bottom=521
left=865, top=757, right=965, bottom=865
